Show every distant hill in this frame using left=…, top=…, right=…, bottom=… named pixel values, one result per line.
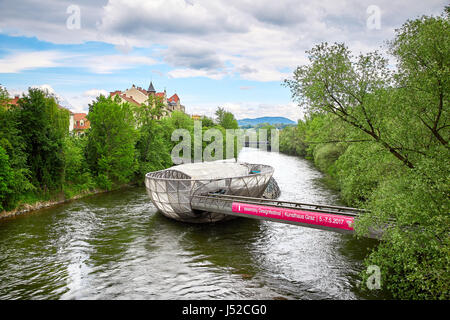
left=237, top=116, right=296, bottom=127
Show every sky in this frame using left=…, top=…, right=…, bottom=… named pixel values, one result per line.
left=0, top=0, right=447, bottom=121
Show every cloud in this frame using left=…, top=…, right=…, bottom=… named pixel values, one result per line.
left=0, top=0, right=448, bottom=118
left=65, top=88, right=109, bottom=113
left=163, top=45, right=224, bottom=70
left=83, top=89, right=108, bottom=97
left=98, top=0, right=249, bottom=37
left=0, top=51, right=66, bottom=73
left=151, top=70, right=165, bottom=77
left=0, top=50, right=157, bottom=74
left=81, top=55, right=157, bottom=74
left=0, top=0, right=447, bottom=82
left=0, top=0, right=105, bottom=44
left=167, top=68, right=228, bottom=80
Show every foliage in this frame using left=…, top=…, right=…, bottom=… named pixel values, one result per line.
left=17, top=88, right=69, bottom=192
left=0, top=88, right=34, bottom=210
left=62, top=135, right=95, bottom=197
left=215, top=107, right=239, bottom=129
left=359, top=148, right=449, bottom=299
left=282, top=9, right=450, bottom=299
left=0, top=147, right=14, bottom=211
left=86, top=95, right=137, bottom=189
left=135, top=101, right=173, bottom=177
left=201, top=116, right=215, bottom=127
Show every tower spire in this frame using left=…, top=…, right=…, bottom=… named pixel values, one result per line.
left=148, top=81, right=156, bottom=93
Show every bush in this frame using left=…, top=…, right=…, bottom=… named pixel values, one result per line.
left=313, top=143, right=346, bottom=174
left=358, top=147, right=450, bottom=299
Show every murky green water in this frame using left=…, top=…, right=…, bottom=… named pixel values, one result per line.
left=0, top=148, right=386, bottom=299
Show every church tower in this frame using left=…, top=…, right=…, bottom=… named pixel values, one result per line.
left=147, top=81, right=156, bottom=95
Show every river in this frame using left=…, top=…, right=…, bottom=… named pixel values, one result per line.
left=0, top=147, right=386, bottom=299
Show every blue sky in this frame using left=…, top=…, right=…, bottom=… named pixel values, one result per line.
left=0, top=0, right=446, bottom=120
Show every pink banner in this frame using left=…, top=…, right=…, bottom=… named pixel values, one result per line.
left=231, top=202, right=354, bottom=231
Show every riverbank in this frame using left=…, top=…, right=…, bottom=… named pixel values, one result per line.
left=0, top=183, right=138, bottom=220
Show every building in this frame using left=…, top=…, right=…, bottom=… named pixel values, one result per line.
left=71, top=113, right=90, bottom=136
left=109, top=82, right=185, bottom=116
left=1, top=95, right=20, bottom=110
left=58, top=106, right=88, bottom=137
left=8, top=96, right=20, bottom=107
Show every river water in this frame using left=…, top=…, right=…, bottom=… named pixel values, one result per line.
left=0, top=148, right=385, bottom=300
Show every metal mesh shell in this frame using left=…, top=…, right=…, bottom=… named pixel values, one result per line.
left=145, top=162, right=274, bottom=222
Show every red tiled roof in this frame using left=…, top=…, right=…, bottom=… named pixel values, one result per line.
left=168, top=94, right=179, bottom=103
left=73, top=113, right=90, bottom=130
left=155, top=92, right=165, bottom=98
left=137, top=87, right=149, bottom=96
left=119, top=94, right=140, bottom=106
left=109, top=91, right=141, bottom=106
left=74, top=113, right=86, bottom=121
left=109, top=90, right=122, bottom=97
left=9, top=96, right=20, bottom=106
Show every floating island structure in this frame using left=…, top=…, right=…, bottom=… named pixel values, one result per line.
left=145, top=161, right=280, bottom=223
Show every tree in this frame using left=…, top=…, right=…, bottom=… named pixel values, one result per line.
left=142, top=94, right=168, bottom=120
left=201, top=116, right=215, bottom=127
left=388, top=11, right=449, bottom=149
left=284, top=9, right=449, bottom=299
left=86, top=95, right=137, bottom=190
left=284, top=42, right=418, bottom=169
left=17, top=88, right=69, bottom=192
left=215, top=107, right=239, bottom=130
left=0, top=146, right=14, bottom=211
left=0, top=86, right=28, bottom=173
left=134, top=98, right=172, bottom=177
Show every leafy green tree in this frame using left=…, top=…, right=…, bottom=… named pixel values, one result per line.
left=389, top=10, right=449, bottom=149
left=135, top=100, right=172, bottom=177
left=279, top=126, right=299, bottom=155
left=0, top=88, right=34, bottom=209
left=215, top=107, right=238, bottom=130
left=0, top=146, right=14, bottom=211
left=17, top=88, right=69, bottom=192
left=86, top=95, right=137, bottom=190
left=284, top=8, right=449, bottom=299
left=201, top=116, right=215, bottom=127
left=62, top=135, right=94, bottom=197
left=143, top=95, right=169, bottom=120
left=284, top=42, right=417, bottom=168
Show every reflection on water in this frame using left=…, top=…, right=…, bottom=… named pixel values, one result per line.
left=0, top=148, right=385, bottom=299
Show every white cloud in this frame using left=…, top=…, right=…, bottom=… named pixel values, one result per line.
left=167, top=68, right=228, bottom=80
left=65, top=88, right=109, bottom=113
left=83, top=89, right=108, bottom=97
left=81, top=55, right=157, bottom=74
left=0, top=50, right=157, bottom=75
left=0, top=0, right=447, bottom=116
left=0, top=0, right=447, bottom=81
left=0, top=51, right=66, bottom=73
